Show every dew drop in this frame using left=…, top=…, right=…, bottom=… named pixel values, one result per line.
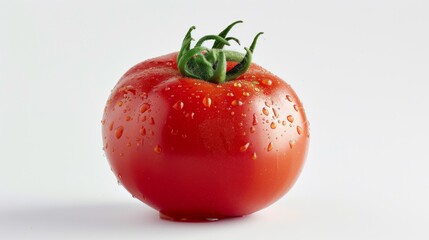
left=297, top=126, right=302, bottom=135
left=165, top=87, right=171, bottom=91
left=231, top=100, right=243, bottom=106
left=127, top=142, right=132, bottom=147
left=265, top=99, right=273, bottom=107
left=140, top=127, right=146, bottom=136
left=250, top=126, right=256, bottom=133
left=287, top=115, right=294, bottom=123
left=240, top=142, right=250, bottom=152
left=117, top=101, right=123, bottom=107
left=227, top=92, right=234, bottom=97
left=125, top=115, right=132, bottom=121
left=150, top=117, right=155, bottom=125
left=261, top=79, right=272, bottom=86
left=115, top=126, right=124, bottom=139
left=267, top=142, right=273, bottom=152
left=251, top=152, right=257, bottom=160
left=185, top=112, right=195, bottom=119
left=141, top=115, right=147, bottom=122
left=293, top=104, right=299, bottom=112
left=286, top=95, right=293, bottom=102
left=171, top=129, right=178, bottom=135
left=253, top=114, right=258, bottom=125
left=173, top=101, right=184, bottom=110
left=233, top=82, right=242, bottom=87
left=262, top=107, right=269, bottom=116
left=109, top=121, right=114, bottom=131
left=154, top=144, right=162, bottom=154
left=270, top=122, right=277, bottom=129
left=289, top=139, right=295, bottom=149
left=202, top=96, right=212, bottom=107
left=242, top=92, right=250, bottom=97
left=140, top=103, right=150, bottom=113
left=181, top=134, right=187, bottom=139
left=272, top=108, right=279, bottom=118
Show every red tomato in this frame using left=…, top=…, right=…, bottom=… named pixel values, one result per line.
left=102, top=21, right=309, bottom=221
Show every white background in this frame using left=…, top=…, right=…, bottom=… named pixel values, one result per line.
left=1, top=0, right=429, bottom=239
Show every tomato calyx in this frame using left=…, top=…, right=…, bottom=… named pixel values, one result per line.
left=177, top=20, right=263, bottom=84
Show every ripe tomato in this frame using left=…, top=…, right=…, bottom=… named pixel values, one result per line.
left=102, top=21, right=309, bottom=221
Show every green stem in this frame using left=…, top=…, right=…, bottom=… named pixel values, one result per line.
left=177, top=21, right=263, bottom=84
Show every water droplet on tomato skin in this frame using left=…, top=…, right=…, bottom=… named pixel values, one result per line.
left=242, top=92, right=250, bottom=97
left=150, top=117, right=155, bottom=125
left=250, top=126, right=256, bottom=133
left=265, top=99, right=273, bottom=107
left=270, top=122, right=277, bottom=129
left=233, top=82, right=242, bottom=87
left=140, top=127, right=146, bottom=136
left=171, top=129, right=179, bottom=135
left=261, top=79, right=272, bottom=86
left=125, top=115, right=132, bottom=121
left=287, top=115, right=294, bottom=123
left=109, top=121, right=114, bottom=131
left=165, top=87, right=171, bottom=91
left=267, top=142, right=273, bottom=152
left=251, top=152, right=258, bottom=160
left=289, top=139, right=295, bottom=149
left=115, top=126, right=124, bottom=139
left=297, top=126, right=303, bottom=135
left=231, top=100, right=243, bottom=106
left=154, top=144, right=162, bottom=154
left=286, top=95, right=293, bottom=102
left=253, top=114, right=258, bottom=125
left=227, top=92, right=234, bottom=97
left=140, top=103, right=150, bottom=113
left=262, top=107, right=269, bottom=116
left=202, top=96, right=212, bottom=107
left=240, top=142, right=250, bottom=152
left=117, top=101, right=123, bottom=107
left=293, top=104, right=299, bottom=112
left=173, top=101, right=184, bottom=110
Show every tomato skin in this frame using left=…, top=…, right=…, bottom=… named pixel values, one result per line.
left=102, top=52, right=309, bottom=220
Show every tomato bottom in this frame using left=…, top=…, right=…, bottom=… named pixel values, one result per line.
left=159, top=211, right=243, bottom=222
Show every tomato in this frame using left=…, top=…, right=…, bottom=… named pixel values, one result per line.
left=102, top=21, right=309, bottom=221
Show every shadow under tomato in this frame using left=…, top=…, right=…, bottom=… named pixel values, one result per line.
left=0, top=201, right=253, bottom=237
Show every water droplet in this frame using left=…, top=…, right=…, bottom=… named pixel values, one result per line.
left=165, top=87, right=171, bottom=91
left=272, top=108, right=279, bottom=118
left=181, top=134, right=187, bottom=139
left=297, top=126, right=302, bottom=135
left=261, top=79, right=272, bottom=86
left=287, top=115, right=294, bottom=123
left=230, top=111, right=235, bottom=116
left=177, top=84, right=182, bottom=88
left=202, top=96, right=212, bottom=107
left=150, top=117, right=155, bottom=125
left=141, top=115, right=147, bottom=122
left=231, top=100, right=243, bottom=106
left=270, top=122, right=277, bottom=129
left=267, top=142, right=273, bottom=152
left=242, top=92, right=250, bottom=97
left=282, top=121, right=286, bottom=126
left=251, top=152, right=257, bottom=160
left=115, top=126, right=124, bottom=139
left=125, top=115, right=132, bottom=121
left=286, top=95, right=293, bottom=102
left=241, top=113, right=247, bottom=118
left=250, top=126, right=256, bottom=133
left=289, top=139, right=295, bottom=149
left=127, top=142, right=132, bottom=147
left=254, top=87, right=260, bottom=92
left=185, top=112, right=195, bottom=119
left=171, top=129, right=178, bottom=135
left=262, top=107, right=269, bottom=116
left=227, top=92, right=234, bottom=97
left=101, top=119, right=106, bottom=125
left=233, top=82, right=242, bottom=87
left=140, top=103, right=150, bottom=113
left=154, top=144, right=162, bottom=154
left=293, top=104, right=299, bottom=112
left=173, top=101, right=184, bottom=110
left=109, top=121, right=114, bottom=131
left=265, top=99, right=273, bottom=107
left=240, top=142, right=250, bottom=152
left=117, top=101, right=123, bottom=107
left=140, top=127, right=146, bottom=136
left=253, top=114, right=258, bottom=125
